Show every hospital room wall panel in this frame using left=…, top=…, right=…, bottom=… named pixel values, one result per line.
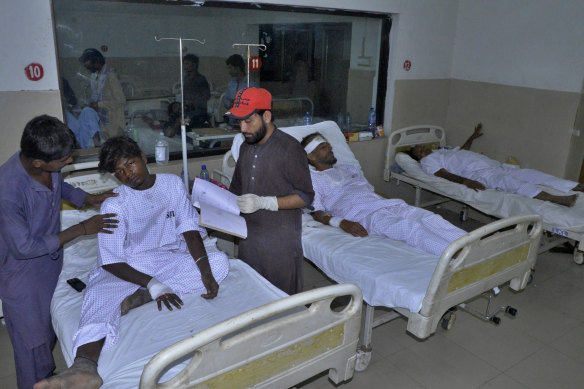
left=390, top=79, right=451, bottom=131
left=0, top=91, right=63, bottom=165
left=445, top=79, right=580, bottom=178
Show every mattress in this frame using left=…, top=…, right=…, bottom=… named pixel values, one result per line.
left=396, top=152, right=584, bottom=231
left=301, top=214, right=437, bottom=313
left=53, top=209, right=287, bottom=388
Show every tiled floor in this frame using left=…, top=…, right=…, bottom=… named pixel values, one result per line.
left=1, top=245, right=584, bottom=388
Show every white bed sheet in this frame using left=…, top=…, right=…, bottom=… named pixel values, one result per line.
left=53, top=210, right=287, bottom=388
left=396, top=152, right=584, bottom=231
left=302, top=214, right=437, bottom=312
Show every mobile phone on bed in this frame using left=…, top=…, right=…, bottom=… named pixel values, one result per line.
left=67, top=277, right=86, bottom=292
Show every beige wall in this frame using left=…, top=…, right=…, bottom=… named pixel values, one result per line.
left=390, top=79, right=451, bottom=130
left=0, top=91, right=64, bottom=165
left=446, top=79, right=580, bottom=178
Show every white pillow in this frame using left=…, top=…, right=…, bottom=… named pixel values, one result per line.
left=230, top=121, right=361, bottom=170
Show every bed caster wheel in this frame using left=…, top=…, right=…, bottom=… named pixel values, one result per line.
left=441, top=312, right=457, bottom=330
left=505, top=306, right=517, bottom=316
left=491, top=316, right=501, bottom=325
left=355, top=349, right=372, bottom=372
left=573, top=249, right=584, bottom=265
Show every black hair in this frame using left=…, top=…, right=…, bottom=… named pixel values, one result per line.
left=98, top=136, right=143, bottom=173
left=20, top=115, right=75, bottom=162
left=183, top=54, right=199, bottom=66
left=79, top=48, right=105, bottom=65
left=226, top=54, right=245, bottom=72
left=255, top=109, right=275, bottom=122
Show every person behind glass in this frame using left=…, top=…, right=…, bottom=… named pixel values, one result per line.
left=182, top=54, right=210, bottom=128
left=0, top=115, right=118, bottom=389
left=227, top=88, right=314, bottom=295
left=79, top=48, right=126, bottom=140
left=222, top=54, right=259, bottom=109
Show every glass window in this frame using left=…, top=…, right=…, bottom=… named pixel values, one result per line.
left=52, top=0, right=388, bottom=163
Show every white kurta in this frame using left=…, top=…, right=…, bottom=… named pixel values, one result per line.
left=310, top=164, right=466, bottom=256
left=421, top=148, right=577, bottom=198
left=72, top=174, right=229, bottom=354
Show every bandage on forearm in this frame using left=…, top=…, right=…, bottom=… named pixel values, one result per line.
left=329, top=217, right=342, bottom=228
left=147, top=277, right=172, bottom=299
left=304, top=136, right=327, bottom=154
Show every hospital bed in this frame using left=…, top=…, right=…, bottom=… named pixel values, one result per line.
left=216, top=121, right=543, bottom=370
left=384, top=125, right=584, bottom=263
left=53, top=175, right=363, bottom=389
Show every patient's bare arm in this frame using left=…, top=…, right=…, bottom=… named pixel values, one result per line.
left=434, top=168, right=486, bottom=191
left=184, top=230, right=219, bottom=299
left=461, top=123, right=483, bottom=150
left=311, top=211, right=368, bottom=237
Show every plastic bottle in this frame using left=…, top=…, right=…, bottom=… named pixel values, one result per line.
left=199, top=165, right=210, bottom=181
left=126, top=118, right=139, bottom=142
left=302, top=111, right=312, bottom=126
left=337, top=112, right=344, bottom=131
left=155, top=132, right=169, bottom=164
left=367, top=107, right=376, bottom=137
left=346, top=112, right=351, bottom=132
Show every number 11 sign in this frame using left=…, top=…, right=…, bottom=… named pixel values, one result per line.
left=249, top=56, right=262, bottom=72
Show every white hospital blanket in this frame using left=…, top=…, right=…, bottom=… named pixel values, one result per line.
left=53, top=210, right=287, bottom=388
left=396, top=152, right=584, bottom=231
left=301, top=214, right=437, bottom=312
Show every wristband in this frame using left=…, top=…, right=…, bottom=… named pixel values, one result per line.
left=195, top=255, right=208, bottom=264
left=329, top=217, right=342, bottom=228
left=81, top=221, right=87, bottom=235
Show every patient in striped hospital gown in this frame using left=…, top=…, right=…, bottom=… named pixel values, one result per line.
left=301, top=132, right=467, bottom=257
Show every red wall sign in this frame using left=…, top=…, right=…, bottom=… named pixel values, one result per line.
left=249, top=56, right=262, bottom=72
left=403, top=60, right=412, bottom=71
left=25, top=63, right=44, bottom=81
left=100, top=45, right=108, bottom=52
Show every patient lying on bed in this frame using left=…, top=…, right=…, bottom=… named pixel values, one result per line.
left=35, top=137, right=229, bottom=389
left=410, top=124, right=583, bottom=207
left=301, top=133, right=466, bottom=256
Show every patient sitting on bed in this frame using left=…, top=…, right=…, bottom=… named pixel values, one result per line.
left=35, top=137, right=230, bottom=389
left=301, top=133, right=467, bottom=256
left=409, top=124, right=583, bottom=207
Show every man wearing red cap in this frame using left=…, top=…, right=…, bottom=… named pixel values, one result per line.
left=226, top=87, right=314, bottom=294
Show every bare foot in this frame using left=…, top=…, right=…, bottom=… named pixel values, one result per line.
left=535, top=192, right=578, bottom=207
left=34, top=358, right=103, bottom=389
left=573, top=184, right=584, bottom=192
left=121, top=288, right=153, bottom=316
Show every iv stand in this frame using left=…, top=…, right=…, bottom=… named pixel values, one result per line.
left=155, top=36, right=205, bottom=191
left=231, top=43, right=266, bottom=88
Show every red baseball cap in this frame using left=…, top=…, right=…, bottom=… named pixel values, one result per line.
left=225, top=87, right=272, bottom=119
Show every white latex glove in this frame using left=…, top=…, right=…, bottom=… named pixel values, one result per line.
left=237, top=194, right=278, bottom=213
left=147, top=277, right=173, bottom=300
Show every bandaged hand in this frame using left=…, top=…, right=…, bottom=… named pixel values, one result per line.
left=147, top=277, right=173, bottom=300
left=237, top=194, right=278, bottom=213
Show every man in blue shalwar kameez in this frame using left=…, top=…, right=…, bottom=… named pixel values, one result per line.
left=0, top=115, right=118, bottom=389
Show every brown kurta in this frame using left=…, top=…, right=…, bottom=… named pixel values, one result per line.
left=230, top=129, right=314, bottom=294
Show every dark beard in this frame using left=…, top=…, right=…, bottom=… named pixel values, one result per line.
left=319, top=153, right=337, bottom=166
left=244, top=119, right=268, bottom=144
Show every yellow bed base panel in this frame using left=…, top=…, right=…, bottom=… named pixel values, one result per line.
left=447, top=243, right=530, bottom=293
left=192, top=324, right=344, bottom=389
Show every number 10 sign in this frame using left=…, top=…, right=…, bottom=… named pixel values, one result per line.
left=25, top=63, right=44, bottom=81
left=249, top=56, right=262, bottom=72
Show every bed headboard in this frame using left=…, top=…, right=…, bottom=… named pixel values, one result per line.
left=383, top=125, right=446, bottom=181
